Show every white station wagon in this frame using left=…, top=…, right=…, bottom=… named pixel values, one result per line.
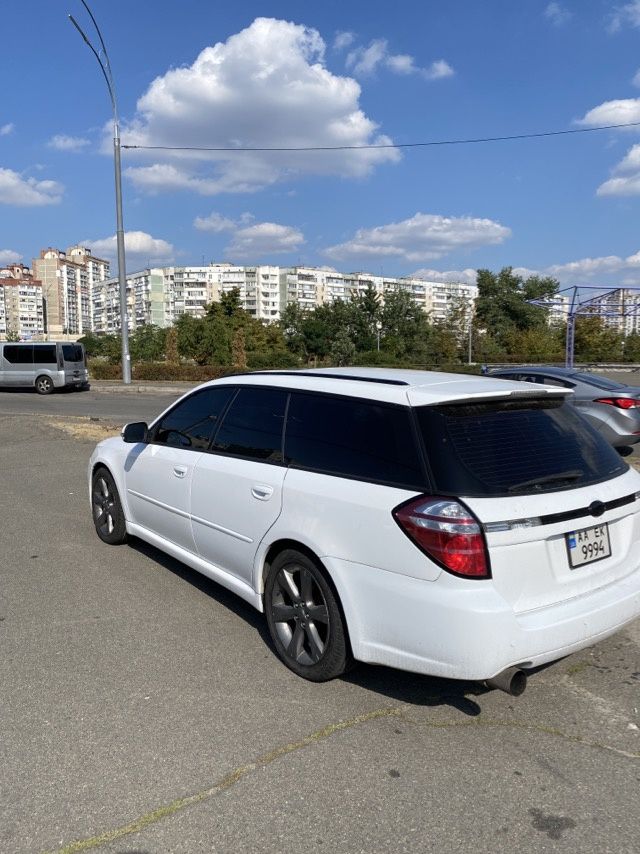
left=89, top=368, right=640, bottom=694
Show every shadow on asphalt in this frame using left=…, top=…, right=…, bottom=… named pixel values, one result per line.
left=130, top=539, right=490, bottom=718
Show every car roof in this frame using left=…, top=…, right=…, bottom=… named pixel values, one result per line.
left=208, top=367, right=570, bottom=406
left=491, top=365, right=574, bottom=376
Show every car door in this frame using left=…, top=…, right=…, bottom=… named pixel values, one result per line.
left=190, top=386, right=288, bottom=586
left=124, top=386, right=235, bottom=552
left=1, top=344, right=33, bottom=386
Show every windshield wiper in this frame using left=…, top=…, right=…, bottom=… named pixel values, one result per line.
left=508, top=469, right=584, bottom=493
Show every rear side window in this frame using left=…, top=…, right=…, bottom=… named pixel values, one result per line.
left=62, top=344, right=84, bottom=363
left=153, top=386, right=234, bottom=450
left=3, top=345, right=33, bottom=364
left=417, top=398, right=627, bottom=497
left=285, top=392, right=425, bottom=488
left=213, top=387, right=288, bottom=462
left=33, top=345, right=57, bottom=365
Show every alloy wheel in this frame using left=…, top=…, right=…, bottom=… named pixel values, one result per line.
left=270, top=563, right=330, bottom=666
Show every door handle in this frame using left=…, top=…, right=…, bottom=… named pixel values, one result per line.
left=251, top=484, right=274, bottom=501
left=173, top=466, right=187, bottom=479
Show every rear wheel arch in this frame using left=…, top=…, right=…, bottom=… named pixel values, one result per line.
left=261, top=539, right=353, bottom=650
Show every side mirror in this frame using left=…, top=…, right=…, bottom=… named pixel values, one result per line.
left=122, top=421, right=148, bottom=444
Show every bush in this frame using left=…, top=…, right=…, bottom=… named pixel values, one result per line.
left=246, top=350, right=301, bottom=370
left=89, top=360, right=246, bottom=382
left=88, top=360, right=122, bottom=380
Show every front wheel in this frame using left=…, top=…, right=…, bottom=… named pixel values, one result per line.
left=91, top=467, right=128, bottom=545
left=264, top=549, right=352, bottom=681
left=35, top=375, right=54, bottom=395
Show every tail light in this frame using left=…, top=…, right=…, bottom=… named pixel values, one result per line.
left=393, top=496, right=490, bottom=579
left=595, top=397, right=640, bottom=409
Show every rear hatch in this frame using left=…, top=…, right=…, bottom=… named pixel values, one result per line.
left=411, top=383, right=640, bottom=613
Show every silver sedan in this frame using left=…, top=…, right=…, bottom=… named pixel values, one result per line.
left=488, top=366, right=640, bottom=453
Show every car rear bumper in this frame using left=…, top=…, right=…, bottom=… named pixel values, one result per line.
left=326, top=557, right=640, bottom=681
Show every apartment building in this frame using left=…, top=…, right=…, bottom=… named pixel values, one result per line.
left=581, top=289, right=640, bottom=335
left=0, top=264, right=44, bottom=341
left=32, top=246, right=109, bottom=336
left=89, top=263, right=484, bottom=333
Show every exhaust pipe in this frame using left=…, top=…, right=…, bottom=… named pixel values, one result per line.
left=485, top=666, right=527, bottom=696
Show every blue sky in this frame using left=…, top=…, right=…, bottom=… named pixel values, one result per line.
left=2, top=0, right=640, bottom=288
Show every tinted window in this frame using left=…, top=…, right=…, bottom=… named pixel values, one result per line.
left=285, top=393, right=425, bottom=488
left=3, top=345, right=32, bottom=364
left=417, top=398, right=626, bottom=498
left=571, top=372, right=624, bottom=390
left=62, top=344, right=84, bottom=363
left=33, top=345, right=57, bottom=365
left=153, top=386, right=234, bottom=450
left=213, top=387, right=288, bottom=462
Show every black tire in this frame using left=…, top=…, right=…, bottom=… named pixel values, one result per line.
left=91, top=467, right=128, bottom=545
left=35, top=375, right=54, bottom=395
left=264, top=549, right=352, bottom=681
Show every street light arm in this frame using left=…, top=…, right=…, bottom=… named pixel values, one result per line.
left=68, top=14, right=117, bottom=124
left=78, top=0, right=114, bottom=79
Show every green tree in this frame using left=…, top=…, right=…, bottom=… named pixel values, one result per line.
left=165, top=326, right=179, bottom=363
left=129, top=324, right=166, bottom=362
left=232, top=326, right=247, bottom=369
left=475, top=268, right=559, bottom=348
left=219, top=287, right=243, bottom=317
left=380, top=289, right=431, bottom=360
left=330, top=326, right=356, bottom=366
left=623, top=332, right=640, bottom=362
left=5, top=330, right=19, bottom=342
left=78, top=331, right=104, bottom=357
left=574, top=315, right=624, bottom=362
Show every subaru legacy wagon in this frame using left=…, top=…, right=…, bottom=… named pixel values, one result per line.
left=89, top=369, right=640, bottom=692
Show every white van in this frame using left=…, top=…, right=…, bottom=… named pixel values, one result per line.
left=0, top=342, right=89, bottom=394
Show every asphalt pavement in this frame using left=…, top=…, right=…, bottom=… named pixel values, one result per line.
left=0, top=384, right=639, bottom=853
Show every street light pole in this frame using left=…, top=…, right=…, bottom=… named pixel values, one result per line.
left=376, top=320, right=382, bottom=351
left=69, top=1, right=131, bottom=383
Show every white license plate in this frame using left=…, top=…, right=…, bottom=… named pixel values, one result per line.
left=565, top=523, right=611, bottom=568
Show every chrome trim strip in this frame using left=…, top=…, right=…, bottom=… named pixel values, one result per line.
left=127, top=489, right=190, bottom=520
left=191, top=514, right=253, bottom=543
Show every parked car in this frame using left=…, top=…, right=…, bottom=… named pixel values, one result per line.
left=0, top=341, right=89, bottom=393
left=488, top=366, right=640, bottom=452
left=89, top=368, right=640, bottom=694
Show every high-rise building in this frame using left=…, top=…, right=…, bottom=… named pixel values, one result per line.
left=32, top=246, right=109, bottom=336
left=0, top=264, right=44, bottom=340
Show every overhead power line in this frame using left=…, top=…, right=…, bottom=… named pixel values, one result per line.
left=121, top=120, right=640, bottom=153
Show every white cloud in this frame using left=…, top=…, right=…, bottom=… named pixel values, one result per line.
left=608, top=1, right=640, bottom=33
left=333, top=31, right=355, bottom=51
left=121, top=18, right=399, bottom=196
left=577, top=98, right=640, bottom=128
left=411, top=267, right=478, bottom=285
left=544, top=3, right=572, bottom=26
left=193, top=212, right=236, bottom=233
left=0, top=123, right=14, bottom=137
left=47, top=134, right=90, bottom=152
left=83, top=231, right=174, bottom=264
left=596, top=143, right=640, bottom=195
left=0, top=249, right=21, bottom=265
left=423, top=60, right=455, bottom=81
left=324, top=213, right=511, bottom=263
left=632, top=69, right=640, bottom=87
left=226, top=222, right=305, bottom=257
left=193, top=211, right=304, bottom=257
left=346, top=39, right=388, bottom=76
left=345, top=38, right=454, bottom=81
left=0, top=167, right=63, bottom=206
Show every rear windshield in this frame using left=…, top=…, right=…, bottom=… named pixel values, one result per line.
left=417, top=397, right=627, bottom=497
left=62, top=344, right=84, bottom=363
left=570, top=372, right=626, bottom=390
